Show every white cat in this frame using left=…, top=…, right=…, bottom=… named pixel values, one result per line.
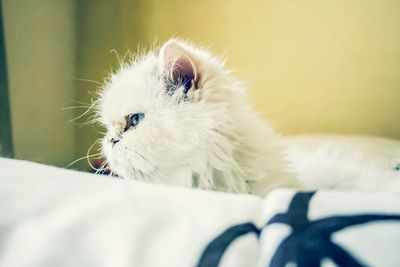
left=97, top=39, right=400, bottom=195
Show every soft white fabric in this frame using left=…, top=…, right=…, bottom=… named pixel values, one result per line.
left=1, top=135, right=400, bottom=267
left=0, top=158, right=262, bottom=267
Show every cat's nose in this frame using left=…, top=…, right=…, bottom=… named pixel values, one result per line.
left=110, top=138, right=120, bottom=145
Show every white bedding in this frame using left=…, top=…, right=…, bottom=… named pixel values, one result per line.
left=1, top=135, right=400, bottom=267
left=0, top=158, right=262, bottom=267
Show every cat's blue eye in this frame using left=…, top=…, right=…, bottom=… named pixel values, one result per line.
left=124, top=113, right=145, bottom=131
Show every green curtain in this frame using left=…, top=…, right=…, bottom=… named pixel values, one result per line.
left=0, top=2, right=13, bottom=158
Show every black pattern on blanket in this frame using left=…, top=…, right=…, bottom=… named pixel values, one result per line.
left=197, top=192, right=400, bottom=267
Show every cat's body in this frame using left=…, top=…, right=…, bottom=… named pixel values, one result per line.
left=286, top=135, right=400, bottom=193
left=97, top=39, right=399, bottom=195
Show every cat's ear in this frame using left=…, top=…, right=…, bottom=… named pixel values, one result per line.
left=159, top=40, right=199, bottom=90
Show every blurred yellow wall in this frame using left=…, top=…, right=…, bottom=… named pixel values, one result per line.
left=3, top=0, right=400, bottom=169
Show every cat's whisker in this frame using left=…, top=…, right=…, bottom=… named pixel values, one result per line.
left=71, top=119, right=99, bottom=127
left=62, top=105, right=92, bottom=110
left=92, top=130, right=106, bottom=135
left=67, top=98, right=95, bottom=108
left=73, top=100, right=91, bottom=105
left=67, top=139, right=103, bottom=169
left=68, top=99, right=99, bottom=123
left=66, top=153, right=102, bottom=169
left=73, top=77, right=104, bottom=87
left=86, top=140, right=104, bottom=171
left=95, top=162, right=109, bottom=175
left=95, top=160, right=106, bottom=173
left=98, top=168, right=109, bottom=175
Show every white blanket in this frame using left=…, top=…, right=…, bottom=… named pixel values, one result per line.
left=1, top=157, right=400, bottom=267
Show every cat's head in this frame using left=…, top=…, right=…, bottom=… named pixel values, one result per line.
left=98, top=39, right=243, bottom=188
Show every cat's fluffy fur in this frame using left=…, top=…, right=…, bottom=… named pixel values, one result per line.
left=98, top=39, right=300, bottom=195
left=286, top=136, right=400, bottom=193
left=98, top=39, right=400, bottom=195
